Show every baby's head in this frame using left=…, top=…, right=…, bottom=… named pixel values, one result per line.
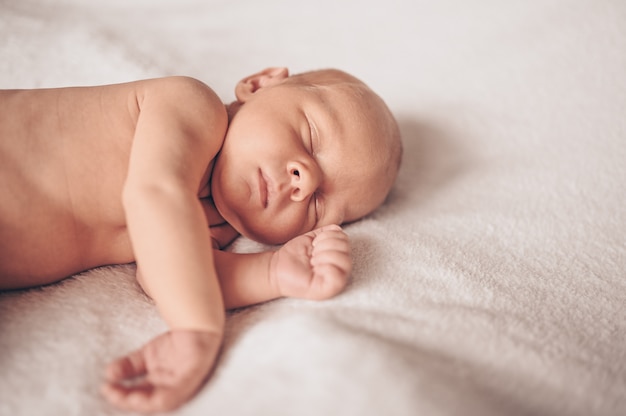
left=211, top=67, right=402, bottom=245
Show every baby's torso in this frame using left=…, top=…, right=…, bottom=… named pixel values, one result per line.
left=0, top=82, right=228, bottom=288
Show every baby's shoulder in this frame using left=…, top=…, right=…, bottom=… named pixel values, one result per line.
left=133, top=76, right=227, bottom=134
left=137, top=76, right=223, bottom=110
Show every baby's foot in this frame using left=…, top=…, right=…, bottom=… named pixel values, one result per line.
left=270, top=224, right=352, bottom=300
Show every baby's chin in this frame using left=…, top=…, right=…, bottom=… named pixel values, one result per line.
left=241, top=230, right=290, bottom=246
left=238, top=223, right=301, bottom=246
left=217, top=205, right=304, bottom=245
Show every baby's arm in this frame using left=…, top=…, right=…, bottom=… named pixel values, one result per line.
left=105, top=224, right=351, bottom=413
left=136, top=224, right=352, bottom=309
left=200, top=196, right=352, bottom=308
left=215, top=225, right=352, bottom=309
left=101, top=77, right=227, bottom=413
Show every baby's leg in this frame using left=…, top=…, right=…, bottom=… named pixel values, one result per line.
left=213, top=225, right=351, bottom=309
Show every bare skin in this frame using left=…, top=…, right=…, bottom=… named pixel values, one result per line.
left=0, top=83, right=140, bottom=285
left=0, top=68, right=399, bottom=413
left=101, top=226, right=350, bottom=412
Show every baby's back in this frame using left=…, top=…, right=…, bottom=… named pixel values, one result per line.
left=0, top=82, right=141, bottom=287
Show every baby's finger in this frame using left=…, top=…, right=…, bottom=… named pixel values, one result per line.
left=101, top=381, right=158, bottom=413
left=312, top=236, right=350, bottom=255
left=312, top=228, right=348, bottom=246
left=309, top=264, right=350, bottom=298
left=311, top=250, right=352, bottom=274
left=105, top=349, right=147, bottom=383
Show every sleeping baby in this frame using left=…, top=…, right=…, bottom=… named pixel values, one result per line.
left=0, top=67, right=402, bottom=413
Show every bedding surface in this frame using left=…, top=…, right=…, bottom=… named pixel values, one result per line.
left=1, top=0, right=625, bottom=415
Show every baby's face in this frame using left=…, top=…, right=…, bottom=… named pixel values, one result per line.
left=211, top=76, right=393, bottom=244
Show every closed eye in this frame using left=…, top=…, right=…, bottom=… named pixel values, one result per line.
left=306, top=116, right=317, bottom=155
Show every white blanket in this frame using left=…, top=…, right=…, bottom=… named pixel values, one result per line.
left=1, top=1, right=625, bottom=415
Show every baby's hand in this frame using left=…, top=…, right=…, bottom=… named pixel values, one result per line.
left=101, top=329, right=221, bottom=413
left=271, top=224, right=352, bottom=300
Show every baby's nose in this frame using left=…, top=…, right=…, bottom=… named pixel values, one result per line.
left=288, top=162, right=320, bottom=202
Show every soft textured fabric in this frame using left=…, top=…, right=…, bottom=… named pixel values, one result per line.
left=1, top=1, right=624, bottom=415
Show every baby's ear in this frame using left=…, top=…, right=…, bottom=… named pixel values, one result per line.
left=235, top=67, right=289, bottom=102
